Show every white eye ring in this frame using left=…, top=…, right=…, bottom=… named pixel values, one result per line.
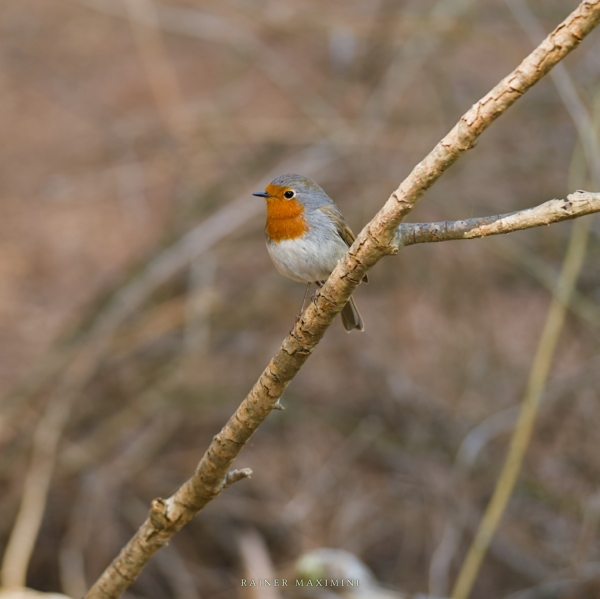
left=283, top=190, right=296, bottom=199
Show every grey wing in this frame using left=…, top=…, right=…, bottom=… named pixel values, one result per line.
left=318, top=205, right=368, bottom=283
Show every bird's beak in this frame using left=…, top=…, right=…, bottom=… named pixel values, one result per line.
left=252, top=191, right=272, bottom=198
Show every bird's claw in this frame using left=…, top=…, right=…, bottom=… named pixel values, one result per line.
left=290, top=321, right=302, bottom=341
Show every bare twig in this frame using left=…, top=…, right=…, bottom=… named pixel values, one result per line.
left=502, top=563, right=600, bottom=599
left=428, top=408, right=520, bottom=596
left=428, top=352, right=600, bottom=595
left=0, top=346, right=103, bottom=589
left=125, top=0, right=191, bottom=147
left=59, top=409, right=180, bottom=599
left=237, top=529, right=281, bottom=599
left=0, top=404, right=64, bottom=588
left=397, top=191, right=600, bottom=247
left=224, top=468, right=253, bottom=489
left=282, top=416, right=382, bottom=524
left=78, top=0, right=350, bottom=143
left=484, top=238, right=600, bottom=328
left=572, top=492, right=600, bottom=575
left=121, top=496, right=203, bottom=599
left=85, top=4, right=600, bottom=598
left=506, top=0, right=600, bottom=184
left=362, top=0, right=474, bottom=139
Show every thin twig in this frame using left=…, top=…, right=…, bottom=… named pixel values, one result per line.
left=59, top=409, right=181, bottom=598
left=428, top=407, right=520, bottom=596
left=362, top=0, right=474, bottom=141
left=484, top=238, right=600, bottom=328
left=78, top=0, right=350, bottom=144
left=1, top=343, right=107, bottom=589
left=125, top=0, right=191, bottom=147
left=224, top=468, right=253, bottom=489
left=506, top=0, right=600, bottom=184
left=397, top=191, right=600, bottom=247
left=237, top=529, right=281, bottom=599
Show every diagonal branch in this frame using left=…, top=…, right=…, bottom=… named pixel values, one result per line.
left=397, top=191, right=600, bottom=247
left=85, top=3, right=600, bottom=598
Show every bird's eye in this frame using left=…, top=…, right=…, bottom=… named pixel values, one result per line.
left=284, top=190, right=295, bottom=199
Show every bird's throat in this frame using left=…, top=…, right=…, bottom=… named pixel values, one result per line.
left=265, top=198, right=309, bottom=242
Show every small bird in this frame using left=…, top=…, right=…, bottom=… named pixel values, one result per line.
left=253, top=174, right=367, bottom=332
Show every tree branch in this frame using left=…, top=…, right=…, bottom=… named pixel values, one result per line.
left=85, top=3, right=600, bottom=598
left=396, top=191, right=600, bottom=247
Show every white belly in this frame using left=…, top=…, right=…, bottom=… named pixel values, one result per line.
left=266, top=233, right=348, bottom=283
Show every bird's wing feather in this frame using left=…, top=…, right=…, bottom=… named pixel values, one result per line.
left=318, top=204, right=355, bottom=246
left=317, top=205, right=368, bottom=283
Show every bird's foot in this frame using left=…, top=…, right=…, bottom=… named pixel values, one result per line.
left=290, top=320, right=303, bottom=341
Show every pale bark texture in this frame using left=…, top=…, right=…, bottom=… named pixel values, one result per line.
left=85, top=3, right=600, bottom=598
left=396, top=191, right=600, bottom=247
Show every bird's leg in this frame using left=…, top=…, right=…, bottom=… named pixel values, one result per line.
left=294, top=283, right=312, bottom=328
left=313, top=280, right=324, bottom=301
left=300, top=282, right=312, bottom=313
left=291, top=282, right=325, bottom=339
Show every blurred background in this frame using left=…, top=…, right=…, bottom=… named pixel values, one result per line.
left=1, top=0, right=600, bottom=598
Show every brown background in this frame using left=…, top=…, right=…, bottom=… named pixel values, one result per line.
left=1, top=1, right=600, bottom=598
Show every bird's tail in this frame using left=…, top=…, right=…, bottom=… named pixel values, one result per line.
left=341, top=296, right=364, bottom=332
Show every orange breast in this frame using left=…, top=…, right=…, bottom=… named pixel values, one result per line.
left=265, top=197, right=308, bottom=242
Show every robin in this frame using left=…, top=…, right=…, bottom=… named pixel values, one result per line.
left=253, top=174, right=367, bottom=332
